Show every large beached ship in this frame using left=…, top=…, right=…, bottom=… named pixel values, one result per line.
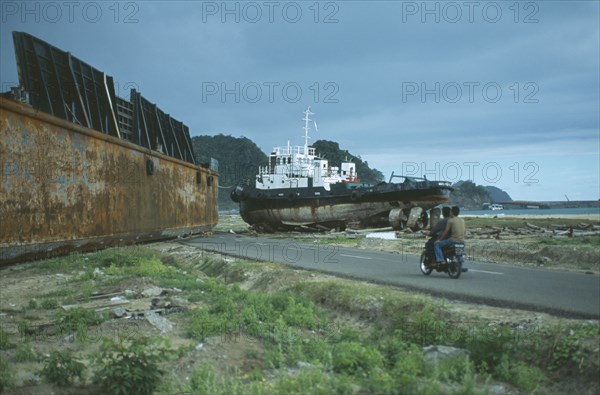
left=231, top=108, right=452, bottom=231
left=0, top=32, right=218, bottom=264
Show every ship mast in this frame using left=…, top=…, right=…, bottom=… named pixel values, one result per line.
left=303, top=106, right=314, bottom=156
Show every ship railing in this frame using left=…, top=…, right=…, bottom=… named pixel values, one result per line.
left=389, top=172, right=428, bottom=183
left=388, top=172, right=452, bottom=188
left=259, top=164, right=312, bottom=178
left=272, top=146, right=316, bottom=157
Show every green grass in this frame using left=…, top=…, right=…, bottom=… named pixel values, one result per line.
left=0, top=358, right=15, bottom=393
left=14, top=342, right=37, bottom=362
left=180, top=261, right=493, bottom=394
left=42, top=289, right=71, bottom=298
left=54, top=307, right=105, bottom=343
left=0, top=328, right=14, bottom=350
left=40, top=299, right=59, bottom=309
left=187, top=278, right=324, bottom=343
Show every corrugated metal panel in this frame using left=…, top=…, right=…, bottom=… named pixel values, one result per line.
left=12, top=31, right=121, bottom=137
left=130, top=90, right=195, bottom=162
left=12, top=31, right=196, bottom=164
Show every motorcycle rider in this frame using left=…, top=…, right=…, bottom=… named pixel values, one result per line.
left=425, top=206, right=451, bottom=253
left=434, top=206, right=466, bottom=264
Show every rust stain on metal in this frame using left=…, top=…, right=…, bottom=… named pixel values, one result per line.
left=0, top=98, right=218, bottom=264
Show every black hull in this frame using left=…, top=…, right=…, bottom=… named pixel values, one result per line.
left=231, top=181, right=452, bottom=230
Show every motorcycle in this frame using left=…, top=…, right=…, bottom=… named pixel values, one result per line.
left=420, top=242, right=465, bottom=279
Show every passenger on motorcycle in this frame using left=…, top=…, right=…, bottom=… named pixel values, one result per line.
left=425, top=206, right=451, bottom=253
left=434, top=206, right=466, bottom=264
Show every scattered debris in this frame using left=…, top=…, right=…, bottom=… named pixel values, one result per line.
left=111, top=307, right=127, bottom=318
left=145, top=311, right=173, bottom=334
left=488, top=384, right=508, bottom=395
left=422, top=345, right=470, bottom=364
left=89, top=291, right=126, bottom=300
left=365, top=231, right=397, bottom=240
left=142, top=286, right=165, bottom=297
left=296, top=361, right=316, bottom=369
left=61, top=298, right=130, bottom=311
left=467, top=222, right=600, bottom=239
left=537, top=256, right=553, bottom=265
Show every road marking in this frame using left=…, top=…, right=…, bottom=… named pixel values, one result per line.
left=468, top=269, right=504, bottom=275
left=340, top=254, right=373, bottom=260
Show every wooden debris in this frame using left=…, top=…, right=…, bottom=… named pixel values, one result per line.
left=61, top=299, right=130, bottom=311
left=347, top=227, right=393, bottom=234
left=525, top=223, right=543, bottom=230
left=568, top=230, right=600, bottom=237
left=88, top=291, right=126, bottom=300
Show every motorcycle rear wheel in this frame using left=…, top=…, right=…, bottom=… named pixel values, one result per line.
left=420, top=252, right=433, bottom=275
left=447, top=257, right=462, bottom=279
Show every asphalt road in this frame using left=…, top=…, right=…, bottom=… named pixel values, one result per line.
left=181, top=233, right=600, bottom=319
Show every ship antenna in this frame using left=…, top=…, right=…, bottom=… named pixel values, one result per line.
left=303, top=106, right=314, bottom=155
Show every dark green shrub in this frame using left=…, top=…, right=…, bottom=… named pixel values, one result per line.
left=15, top=342, right=37, bottom=362
left=41, top=299, right=59, bottom=309
left=93, top=336, right=171, bottom=395
left=40, top=351, right=86, bottom=386
left=303, top=338, right=334, bottom=366
left=56, top=307, right=104, bottom=327
left=458, top=324, right=514, bottom=368
left=0, top=328, right=14, bottom=350
left=546, top=323, right=599, bottom=378
left=495, top=354, right=546, bottom=392
left=282, top=299, right=318, bottom=329
left=0, top=358, right=15, bottom=392
left=188, top=309, right=229, bottom=341
left=274, top=368, right=354, bottom=395
left=332, top=341, right=383, bottom=376
left=56, top=307, right=104, bottom=343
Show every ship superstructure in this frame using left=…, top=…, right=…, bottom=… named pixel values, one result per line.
left=256, top=108, right=356, bottom=191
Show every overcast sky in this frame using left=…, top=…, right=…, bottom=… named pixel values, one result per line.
left=1, top=1, right=598, bottom=201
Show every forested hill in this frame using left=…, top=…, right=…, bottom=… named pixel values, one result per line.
left=446, top=180, right=513, bottom=210
left=485, top=186, right=513, bottom=203
left=446, top=181, right=491, bottom=210
left=192, top=135, right=385, bottom=210
left=312, top=140, right=385, bottom=184
left=192, top=134, right=268, bottom=209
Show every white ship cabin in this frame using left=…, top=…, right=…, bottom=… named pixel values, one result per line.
left=256, top=144, right=357, bottom=191
left=256, top=107, right=357, bottom=191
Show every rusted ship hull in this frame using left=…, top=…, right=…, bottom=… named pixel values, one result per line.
left=232, top=181, right=451, bottom=231
left=0, top=98, right=218, bottom=264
